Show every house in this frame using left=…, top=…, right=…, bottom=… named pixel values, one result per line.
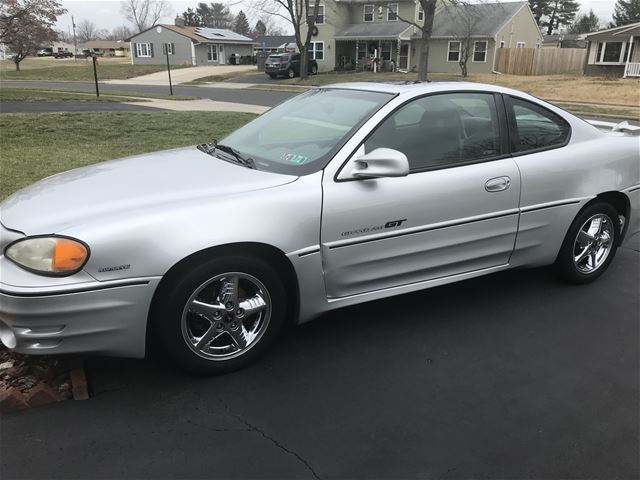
left=254, top=35, right=297, bottom=54
left=80, top=40, right=130, bottom=57
left=542, top=33, right=587, bottom=49
left=127, top=17, right=256, bottom=66
left=303, top=0, right=542, bottom=73
left=584, top=22, right=640, bottom=78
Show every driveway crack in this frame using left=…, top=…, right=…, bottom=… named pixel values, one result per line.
left=217, top=398, right=321, bottom=480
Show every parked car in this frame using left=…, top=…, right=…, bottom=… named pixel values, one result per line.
left=265, top=52, right=318, bottom=79
left=1, top=83, right=638, bottom=374
left=53, top=51, right=74, bottom=59
left=35, top=49, right=52, bottom=57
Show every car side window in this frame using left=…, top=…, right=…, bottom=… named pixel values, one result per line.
left=509, top=97, right=570, bottom=153
left=363, top=93, right=501, bottom=171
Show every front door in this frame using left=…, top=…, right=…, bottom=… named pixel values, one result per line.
left=321, top=92, right=520, bottom=298
left=218, top=44, right=225, bottom=64
left=399, top=43, right=409, bottom=69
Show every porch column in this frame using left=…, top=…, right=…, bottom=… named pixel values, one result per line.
left=623, top=35, right=634, bottom=78
left=356, top=40, right=359, bottom=69
left=396, top=38, right=401, bottom=71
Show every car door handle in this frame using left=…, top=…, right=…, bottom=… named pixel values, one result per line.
left=485, top=176, right=511, bottom=192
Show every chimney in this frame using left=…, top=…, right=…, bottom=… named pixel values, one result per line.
left=174, top=16, right=185, bottom=27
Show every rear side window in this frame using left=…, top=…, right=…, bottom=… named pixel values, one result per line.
left=509, top=97, right=570, bottom=153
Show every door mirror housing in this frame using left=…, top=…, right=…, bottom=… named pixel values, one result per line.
left=349, top=148, right=409, bottom=179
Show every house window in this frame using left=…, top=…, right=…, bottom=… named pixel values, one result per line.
left=308, top=41, right=324, bottom=60
left=417, top=4, right=424, bottom=21
left=387, top=3, right=398, bottom=21
left=447, top=41, right=461, bottom=62
left=310, top=4, right=325, bottom=25
left=207, top=44, right=218, bottom=62
left=499, top=40, right=505, bottom=48
left=363, top=4, right=374, bottom=22
left=516, top=41, right=526, bottom=48
left=136, top=42, right=151, bottom=57
left=473, top=41, right=487, bottom=62
left=162, top=43, right=174, bottom=55
left=597, top=41, right=625, bottom=63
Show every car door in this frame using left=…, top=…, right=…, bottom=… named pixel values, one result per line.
left=321, top=91, right=522, bottom=298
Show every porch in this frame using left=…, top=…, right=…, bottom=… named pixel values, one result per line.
left=585, top=23, right=640, bottom=78
left=333, top=22, right=413, bottom=72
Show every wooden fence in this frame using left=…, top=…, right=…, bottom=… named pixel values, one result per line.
left=495, top=48, right=587, bottom=75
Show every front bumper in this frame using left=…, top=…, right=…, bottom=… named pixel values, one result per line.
left=0, top=277, right=161, bottom=358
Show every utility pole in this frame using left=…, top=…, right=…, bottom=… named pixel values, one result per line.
left=72, top=15, right=78, bottom=62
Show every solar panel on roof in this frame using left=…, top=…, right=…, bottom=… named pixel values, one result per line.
left=194, top=27, right=251, bottom=41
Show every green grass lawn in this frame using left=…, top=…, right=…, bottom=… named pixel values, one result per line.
left=0, top=87, right=147, bottom=102
left=0, top=111, right=256, bottom=200
left=0, top=87, right=197, bottom=102
left=0, top=57, right=190, bottom=81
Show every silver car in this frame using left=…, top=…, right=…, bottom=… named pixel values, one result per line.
left=1, top=82, right=638, bottom=374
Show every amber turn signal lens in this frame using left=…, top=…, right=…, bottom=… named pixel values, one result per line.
left=52, top=239, right=88, bottom=272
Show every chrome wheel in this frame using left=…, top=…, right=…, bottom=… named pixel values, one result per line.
left=181, top=272, right=271, bottom=361
left=573, top=214, right=614, bottom=274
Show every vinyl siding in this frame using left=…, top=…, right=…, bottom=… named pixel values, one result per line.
left=129, top=27, right=194, bottom=65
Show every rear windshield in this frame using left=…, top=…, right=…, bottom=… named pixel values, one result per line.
left=220, top=89, right=394, bottom=175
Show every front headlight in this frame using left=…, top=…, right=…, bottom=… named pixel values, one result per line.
left=5, top=236, right=89, bottom=276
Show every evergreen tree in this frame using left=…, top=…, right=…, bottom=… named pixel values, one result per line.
left=254, top=19, right=267, bottom=36
left=181, top=7, right=202, bottom=26
left=544, top=0, right=580, bottom=34
left=234, top=10, right=251, bottom=35
left=529, top=0, right=551, bottom=26
left=569, top=9, right=600, bottom=33
left=612, top=0, right=640, bottom=26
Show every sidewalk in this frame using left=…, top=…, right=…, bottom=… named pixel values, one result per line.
left=123, top=98, right=268, bottom=114
left=105, top=66, right=255, bottom=86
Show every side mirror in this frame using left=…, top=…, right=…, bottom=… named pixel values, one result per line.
left=351, top=148, right=409, bottom=179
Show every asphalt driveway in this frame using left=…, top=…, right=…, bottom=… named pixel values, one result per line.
left=2, top=244, right=638, bottom=479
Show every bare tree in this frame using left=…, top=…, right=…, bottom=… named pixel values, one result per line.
left=106, top=25, right=135, bottom=41
left=252, top=0, right=321, bottom=78
left=120, top=0, right=171, bottom=33
left=446, top=3, right=483, bottom=77
left=76, top=19, right=107, bottom=42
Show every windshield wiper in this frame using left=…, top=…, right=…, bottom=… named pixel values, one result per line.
left=197, top=139, right=255, bottom=169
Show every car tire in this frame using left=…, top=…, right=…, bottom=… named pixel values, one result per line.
left=555, top=202, right=620, bottom=284
left=156, top=255, right=286, bottom=375
left=287, top=68, right=295, bottom=79
left=311, top=65, right=318, bottom=75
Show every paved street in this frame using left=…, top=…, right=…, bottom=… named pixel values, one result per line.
left=0, top=80, right=296, bottom=107
left=2, top=243, right=638, bottom=479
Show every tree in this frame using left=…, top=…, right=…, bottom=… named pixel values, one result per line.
left=253, top=0, right=322, bottom=78
left=76, top=19, right=107, bottom=42
left=569, top=9, right=600, bottom=34
left=253, top=19, right=266, bottom=36
left=528, top=0, right=580, bottom=34
left=446, top=3, right=483, bottom=77
left=120, top=0, right=171, bottom=33
left=195, top=2, right=234, bottom=28
left=105, top=25, right=134, bottom=40
left=0, top=0, right=65, bottom=70
left=234, top=10, right=251, bottom=35
left=612, top=0, right=640, bottom=26
left=181, top=7, right=201, bottom=26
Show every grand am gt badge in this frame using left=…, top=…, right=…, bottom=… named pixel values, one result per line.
left=341, top=219, right=407, bottom=237
left=98, top=264, right=131, bottom=273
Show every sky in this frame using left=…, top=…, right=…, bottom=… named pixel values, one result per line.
left=56, top=0, right=619, bottom=36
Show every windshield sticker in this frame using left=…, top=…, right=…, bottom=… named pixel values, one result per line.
left=281, top=153, right=309, bottom=165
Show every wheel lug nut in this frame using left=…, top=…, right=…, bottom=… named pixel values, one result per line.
left=216, top=323, right=224, bottom=330
left=213, top=312, right=221, bottom=319
left=225, top=301, right=234, bottom=310
left=230, top=322, right=238, bottom=330
left=236, top=308, right=244, bottom=316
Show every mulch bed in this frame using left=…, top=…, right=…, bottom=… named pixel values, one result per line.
left=0, top=347, right=73, bottom=413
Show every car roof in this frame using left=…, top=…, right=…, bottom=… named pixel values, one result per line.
left=319, top=81, right=526, bottom=98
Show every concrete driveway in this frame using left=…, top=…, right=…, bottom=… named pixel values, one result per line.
left=105, top=65, right=256, bottom=86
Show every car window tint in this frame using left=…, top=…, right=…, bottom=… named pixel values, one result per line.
left=510, top=97, right=570, bottom=152
left=364, top=93, right=501, bottom=171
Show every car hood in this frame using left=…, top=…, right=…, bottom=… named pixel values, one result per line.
left=1, top=147, right=297, bottom=234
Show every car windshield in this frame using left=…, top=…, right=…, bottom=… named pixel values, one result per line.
left=218, top=88, right=394, bottom=175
